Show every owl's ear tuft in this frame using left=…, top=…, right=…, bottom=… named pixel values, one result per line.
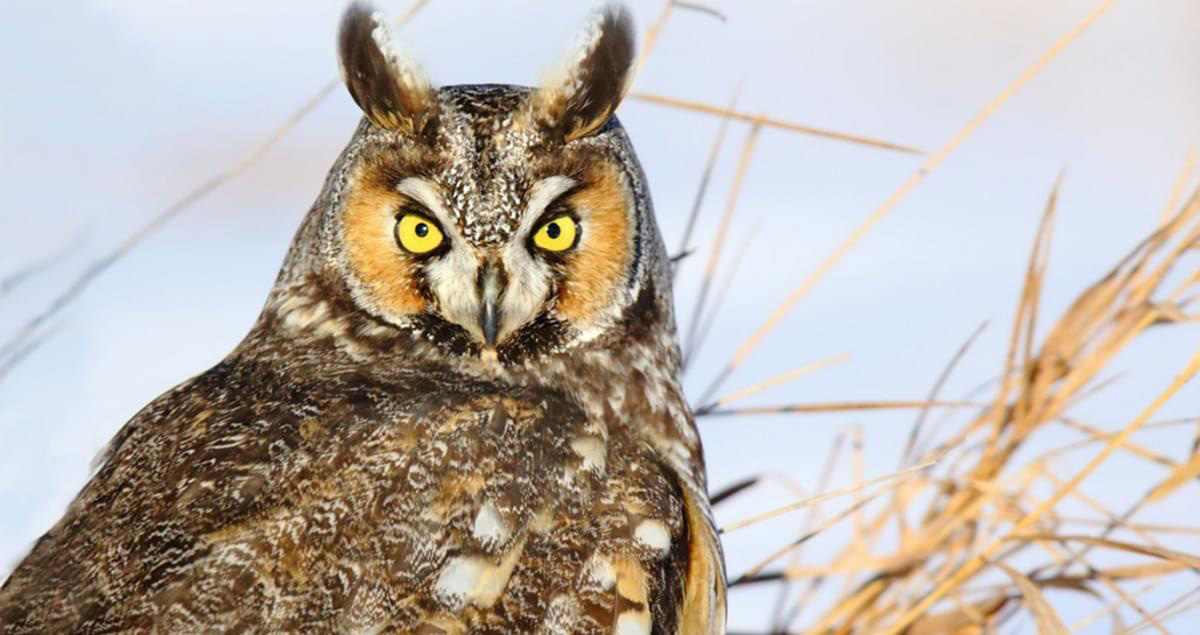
left=532, top=4, right=635, bottom=143
left=338, top=3, right=437, bottom=136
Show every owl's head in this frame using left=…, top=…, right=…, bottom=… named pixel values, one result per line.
left=275, top=3, right=674, bottom=366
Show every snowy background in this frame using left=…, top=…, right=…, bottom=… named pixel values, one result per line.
left=2, top=0, right=1199, bottom=630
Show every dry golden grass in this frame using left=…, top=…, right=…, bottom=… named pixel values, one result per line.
left=710, top=181, right=1200, bottom=633
left=3, top=1, right=1197, bottom=633
left=655, top=0, right=1200, bottom=630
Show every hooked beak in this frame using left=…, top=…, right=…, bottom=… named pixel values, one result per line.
left=478, top=264, right=504, bottom=349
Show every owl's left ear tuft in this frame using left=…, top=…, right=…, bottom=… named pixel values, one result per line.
left=338, top=3, right=437, bottom=136
left=532, top=4, right=636, bottom=143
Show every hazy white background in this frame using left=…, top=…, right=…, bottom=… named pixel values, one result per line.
left=2, top=1, right=1199, bottom=630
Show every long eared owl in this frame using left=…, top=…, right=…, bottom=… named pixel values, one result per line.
left=0, top=3, right=726, bottom=633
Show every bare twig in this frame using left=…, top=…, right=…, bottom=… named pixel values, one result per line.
left=673, top=89, right=740, bottom=282
left=629, top=92, right=923, bottom=154
left=683, top=221, right=759, bottom=371
left=0, top=237, right=81, bottom=298
left=721, top=460, right=936, bottom=533
left=697, top=353, right=850, bottom=414
left=902, top=321, right=990, bottom=465
left=681, top=124, right=761, bottom=365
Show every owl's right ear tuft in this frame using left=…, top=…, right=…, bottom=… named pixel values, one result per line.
left=338, top=3, right=437, bottom=136
left=532, top=4, right=636, bottom=143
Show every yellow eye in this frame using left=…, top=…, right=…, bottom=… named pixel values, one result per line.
left=532, top=215, right=578, bottom=252
left=394, top=213, right=444, bottom=254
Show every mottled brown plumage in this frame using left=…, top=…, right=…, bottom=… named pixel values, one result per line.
left=0, top=4, right=725, bottom=633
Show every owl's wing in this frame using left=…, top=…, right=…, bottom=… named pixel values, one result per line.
left=678, top=483, right=728, bottom=633
left=0, top=356, right=725, bottom=633
left=507, top=445, right=727, bottom=635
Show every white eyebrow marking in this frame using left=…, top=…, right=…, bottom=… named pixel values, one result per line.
left=518, top=176, right=577, bottom=236
left=397, top=177, right=451, bottom=222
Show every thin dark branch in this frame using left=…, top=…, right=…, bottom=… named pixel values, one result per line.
left=0, top=323, right=61, bottom=380
left=710, top=476, right=760, bottom=506
left=669, top=249, right=695, bottom=265
left=673, top=90, right=739, bottom=283
left=0, top=237, right=82, bottom=298
left=681, top=124, right=761, bottom=371
left=671, top=1, right=728, bottom=22
left=729, top=571, right=786, bottom=588
left=685, top=222, right=759, bottom=374
left=901, top=320, right=989, bottom=466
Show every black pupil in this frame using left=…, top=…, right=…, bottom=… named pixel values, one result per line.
left=414, top=222, right=429, bottom=238
left=546, top=222, right=561, bottom=239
